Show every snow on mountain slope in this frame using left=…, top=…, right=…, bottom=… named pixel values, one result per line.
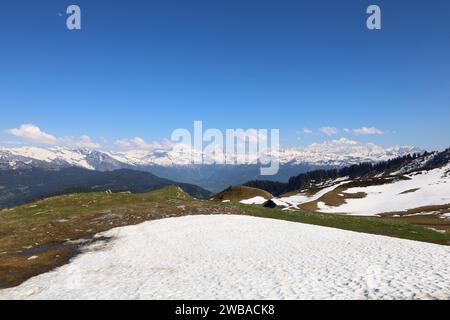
left=1, top=215, right=449, bottom=300
left=0, top=139, right=421, bottom=170
left=317, top=163, right=450, bottom=216
left=5, top=147, right=95, bottom=169
left=0, top=147, right=127, bottom=171
left=389, top=152, right=438, bottom=176
left=276, top=179, right=350, bottom=210
left=109, top=138, right=420, bottom=167
left=238, top=178, right=350, bottom=209
left=278, top=139, right=420, bottom=166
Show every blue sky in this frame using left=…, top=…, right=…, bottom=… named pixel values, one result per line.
left=0, top=0, right=449, bottom=150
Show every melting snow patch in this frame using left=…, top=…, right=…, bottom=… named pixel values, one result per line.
left=240, top=196, right=267, bottom=205
left=270, top=199, right=289, bottom=207
left=403, top=212, right=440, bottom=217
left=318, top=164, right=450, bottom=216
left=1, top=215, right=450, bottom=300
left=427, top=228, right=447, bottom=234
left=277, top=181, right=350, bottom=210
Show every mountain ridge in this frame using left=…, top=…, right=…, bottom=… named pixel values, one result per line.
left=0, top=140, right=423, bottom=192
left=243, top=148, right=450, bottom=197
left=0, top=167, right=212, bottom=209
left=0, top=139, right=422, bottom=170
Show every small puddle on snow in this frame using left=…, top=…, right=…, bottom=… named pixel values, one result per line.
left=21, top=242, right=78, bottom=257
left=1, top=236, right=112, bottom=290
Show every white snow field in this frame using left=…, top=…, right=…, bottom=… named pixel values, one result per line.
left=318, top=164, right=450, bottom=216
left=1, top=215, right=449, bottom=300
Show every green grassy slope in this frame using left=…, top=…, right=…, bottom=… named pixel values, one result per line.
left=1, top=186, right=449, bottom=289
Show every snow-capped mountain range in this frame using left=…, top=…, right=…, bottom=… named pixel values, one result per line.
left=0, top=139, right=421, bottom=171
left=0, top=139, right=423, bottom=192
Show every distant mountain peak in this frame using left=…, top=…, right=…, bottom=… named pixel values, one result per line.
left=0, top=141, right=423, bottom=171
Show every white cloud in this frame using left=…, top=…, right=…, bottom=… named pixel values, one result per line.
left=309, top=138, right=359, bottom=149
left=353, top=127, right=384, bottom=136
left=132, top=137, right=153, bottom=149
left=77, top=135, right=101, bottom=148
left=319, top=127, right=339, bottom=136
left=303, top=128, right=313, bottom=134
left=6, top=124, right=101, bottom=149
left=233, top=129, right=267, bottom=144
left=114, top=139, right=133, bottom=149
left=114, top=137, right=171, bottom=151
left=6, top=124, right=57, bottom=145
left=332, top=138, right=359, bottom=145
left=61, top=135, right=101, bottom=149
